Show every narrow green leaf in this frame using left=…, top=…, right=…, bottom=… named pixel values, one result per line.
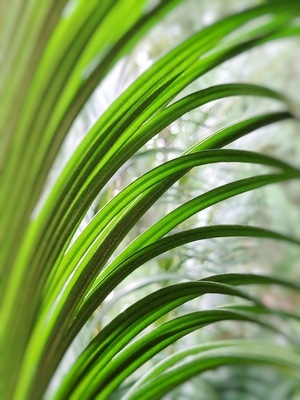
left=54, top=279, right=263, bottom=400
left=81, top=225, right=300, bottom=325
left=45, top=150, right=300, bottom=306
left=124, top=340, right=300, bottom=400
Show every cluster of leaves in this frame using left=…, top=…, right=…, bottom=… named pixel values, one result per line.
left=1, top=1, right=300, bottom=399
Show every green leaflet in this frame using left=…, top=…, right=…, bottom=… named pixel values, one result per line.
left=67, top=311, right=272, bottom=399
left=52, top=281, right=262, bottom=398
left=2, top=4, right=299, bottom=280
left=83, top=224, right=300, bottom=322
left=33, top=155, right=299, bottom=366
left=45, top=146, right=299, bottom=304
left=0, top=0, right=180, bottom=275
left=1, top=1, right=300, bottom=399
left=56, top=274, right=300, bottom=398
left=38, top=107, right=295, bottom=306
left=124, top=340, right=300, bottom=400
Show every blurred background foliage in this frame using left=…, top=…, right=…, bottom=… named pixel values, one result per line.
left=45, top=1, right=300, bottom=398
